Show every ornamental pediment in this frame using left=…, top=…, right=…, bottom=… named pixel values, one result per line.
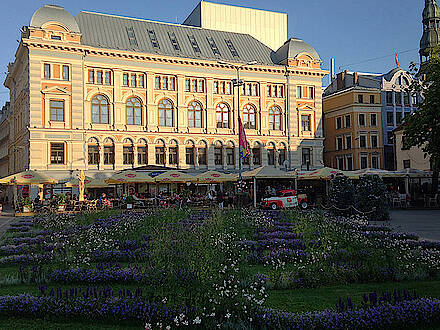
left=41, top=86, right=71, bottom=95
left=297, top=104, right=314, bottom=111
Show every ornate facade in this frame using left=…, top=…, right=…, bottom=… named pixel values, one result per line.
left=3, top=4, right=327, bottom=182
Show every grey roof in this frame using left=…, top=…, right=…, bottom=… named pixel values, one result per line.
left=273, top=38, right=320, bottom=63
left=75, top=11, right=278, bottom=66
left=30, top=5, right=80, bottom=33
left=383, top=68, right=407, bottom=82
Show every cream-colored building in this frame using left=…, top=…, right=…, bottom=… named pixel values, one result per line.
left=2, top=4, right=327, bottom=183
left=394, top=126, right=431, bottom=171
left=183, top=1, right=287, bottom=51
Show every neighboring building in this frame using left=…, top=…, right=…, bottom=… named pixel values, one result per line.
left=323, top=71, right=383, bottom=170
left=420, top=0, right=440, bottom=64
left=2, top=4, right=327, bottom=182
left=183, top=1, right=287, bottom=51
left=0, top=102, right=10, bottom=178
left=381, top=68, right=419, bottom=170
left=394, top=126, right=431, bottom=171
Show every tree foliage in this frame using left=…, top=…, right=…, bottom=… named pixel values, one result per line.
left=404, top=47, right=440, bottom=192
left=355, top=175, right=389, bottom=221
left=329, top=175, right=355, bottom=213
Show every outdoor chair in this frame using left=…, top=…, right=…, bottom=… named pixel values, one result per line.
left=399, top=194, right=408, bottom=208
left=392, top=196, right=401, bottom=208
left=428, top=194, right=439, bottom=207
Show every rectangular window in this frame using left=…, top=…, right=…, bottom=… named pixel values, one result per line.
left=137, top=146, right=147, bottom=165
left=105, top=71, right=111, bottom=85
left=336, top=117, right=342, bottom=130
left=225, top=39, right=239, bottom=57
left=162, top=77, right=168, bottom=90
left=191, top=79, right=197, bottom=92
left=198, top=80, right=205, bottom=93
left=297, top=86, right=302, bottom=98
left=370, top=95, right=375, bottom=104
left=372, top=155, right=379, bottom=169
left=147, top=29, right=160, bottom=48
left=185, top=147, right=195, bottom=165
left=49, top=100, right=64, bottom=122
left=359, top=113, right=366, bottom=126
left=308, top=87, right=315, bottom=99
left=345, top=135, right=352, bottom=149
left=88, top=145, right=99, bottom=165
left=97, top=71, right=103, bottom=84
left=402, top=136, right=410, bottom=150
left=359, top=134, right=367, bottom=148
left=360, top=155, right=368, bottom=169
left=138, top=75, right=144, bottom=88
left=403, top=159, right=411, bottom=169
left=155, top=76, right=161, bottom=89
left=396, top=112, right=403, bottom=125
left=370, top=114, right=377, bottom=126
left=336, top=136, right=343, bottom=151
left=123, top=73, right=129, bottom=86
left=50, top=143, right=64, bottom=164
left=387, top=131, right=394, bottom=144
left=386, top=91, right=393, bottom=105
left=302, top=148, right=311, bottom=166
left=131, top=74, right=137, bottom=87
left=226, top=148, right=235, bottom=165
left=371, top=135, right=378, bottom=148
left=62, top=65, right=69, bottom=80
left=168, top=32, right=180, bottom=51
left=225, top=82, right=231, bottom=94
left=198, top=147, right=207, bottom=165
left=51, top=35, right=61, bottom=40
left=404, top=92, right=410, bottom=106
left=169, top=147, right=178, bottom=164
left=170, top=77, right=175, bottom=91
left=358, top=94, right=364, bottom=103
left=213, top=81, right=219, bottom=94
left=104, top=145, right=114, bottom=165
left=123, top=146, right=134, bottom=165
left=188, top=35, right=201, bottom=54
left=88, top=70, right=94, bottom=83
left=396, top=92, right=402, bottom=105
left=346, top=156, right=353, bottom=171
left=185, top=79, right=190, bottom=92
left=337, top=157, right=344, bottom=170
left=214, top=147, right=223, bottom=165
left=44, top=64, right=51, bottom=79
left=155, top=147, right=165, bottom=165
left=345, top=115, right=351, bottom=128
left=301, top=115, right=311, bottom=132
left=387, top=112, right=394, bottom=126
left=126, top=26, right=138, bottom=46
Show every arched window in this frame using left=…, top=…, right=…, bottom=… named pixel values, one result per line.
left=168, top=139, right=178, bottom=165
left=137, top=139, right=147, bottom=165
left=269, top=106, right=282, bottom=130
left=188, top=101, right=203, bottom=128
left=126, top=97, right=142, bottom=125
left=252, top=142, right=262, bottom=166
left=267, top=142, right=276, bottom=166
left=242, top=104, right=256, bottom=129
left=226, top=141, right=235, bottom=166
left=123, top=138, right=134, bottom=165
left=87, top=137, right=100, bottom=165
left=278, top=143, right=287, bottom=166
left=91, top=94, right=109, bottom=124
left=158, top=99, right=173, bottom=127
left=216, top=103, right=230, bottom=128
left=197, top=141, right=207, bottom=165
left=103, top=138, right=115, bottom=165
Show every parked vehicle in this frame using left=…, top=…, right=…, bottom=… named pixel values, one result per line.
left=261, top=189, right=309, bottom=210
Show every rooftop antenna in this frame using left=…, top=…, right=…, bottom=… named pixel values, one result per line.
left=330, top=58, right=335, bottom=85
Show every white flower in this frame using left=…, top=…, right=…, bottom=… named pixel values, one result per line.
left=193, top=316, right=201, bottom=324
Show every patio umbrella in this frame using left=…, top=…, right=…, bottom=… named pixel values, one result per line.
left=78, top=170, right=85, bottom=202
left=354, top=168, right=401, bottom=178
left=242, top=166, right=297, bottom=179
left=196, top=171, right=237, bottom=183
left=65, top=176, right=109, bottom=188
left=154, top=170, right=195, bottom=183
left=105, top=170, right=155, bottom=184
left=0, top=170, right=58, bottom=185
left=297, top=167, right=344, bottom=180
left=393, top=168, right=431, bottom=178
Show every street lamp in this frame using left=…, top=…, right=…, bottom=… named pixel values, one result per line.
left=217, top=60, right=258, bottom=181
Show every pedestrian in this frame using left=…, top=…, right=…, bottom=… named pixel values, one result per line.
left=217, top=189, right=224, bottom=209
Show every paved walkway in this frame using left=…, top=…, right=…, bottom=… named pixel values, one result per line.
left=0, top=208, right=16, bottom=239
left=389, top=210, right=440, bottom=241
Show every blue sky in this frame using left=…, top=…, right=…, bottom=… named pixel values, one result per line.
left=0, top=0, right=425, bottom=105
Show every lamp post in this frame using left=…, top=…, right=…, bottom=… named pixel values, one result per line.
left=217, top=60, right=257, bottom=181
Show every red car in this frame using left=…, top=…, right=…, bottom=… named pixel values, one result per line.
left=262, top=189, right=309, bottom=210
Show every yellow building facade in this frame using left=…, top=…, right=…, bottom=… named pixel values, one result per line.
left=323, top=72, right=383, bottom=170
left=3, top=4, right=327, bottom=182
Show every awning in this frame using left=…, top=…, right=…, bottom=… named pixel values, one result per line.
left=154, top=170, right=195, bottom=183
left=297, top=167, right=344, bottom=180
left=105, top=170, right=155, bottom=184
left=196, top=170, right=237, bottom=183
left=242, top=166, right=297, bottom=179
left=65, top=176, right=109, bottom=188
left=0, top=170, right=58, bottom=185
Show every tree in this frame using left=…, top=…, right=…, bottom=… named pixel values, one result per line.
left=355, top=175, right=389, bottom=221
left=329, top=175, right=355, bottom=214
left=404, top=47, right=440, bottom=193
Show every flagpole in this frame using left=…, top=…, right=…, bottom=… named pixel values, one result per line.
left=237, top=66, right=242, bottom=181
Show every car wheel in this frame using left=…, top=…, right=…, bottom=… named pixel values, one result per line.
left=271, top=203, right=278, bottom=210
left=300, top=201, right=308, bottom=209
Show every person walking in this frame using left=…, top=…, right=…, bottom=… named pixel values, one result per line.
left=217, top=189, right=224, bottom=210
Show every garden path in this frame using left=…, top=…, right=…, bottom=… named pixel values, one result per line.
left=388, top=210, right=440, bottom=241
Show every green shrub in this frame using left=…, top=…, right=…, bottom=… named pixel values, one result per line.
left=355, top=175, right=390, bottom=221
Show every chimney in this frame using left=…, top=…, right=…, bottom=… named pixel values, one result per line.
left=353, top=72, right=359, bottom=85
left=329, top=58, right=335, bottom=85
left=336, top=70, right=347, bottom=90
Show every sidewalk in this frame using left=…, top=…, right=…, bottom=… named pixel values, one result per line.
left=389, top=210, right=440, bottom=241
left=0, top=207, right=16, bottom=239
